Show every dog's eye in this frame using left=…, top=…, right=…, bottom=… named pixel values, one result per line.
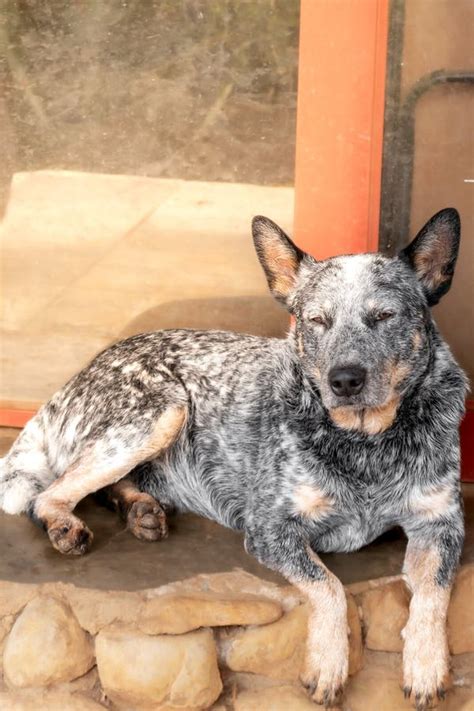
left=309, top=315, right=327, bottom=326
left=374, top=310, right=394, bottom=322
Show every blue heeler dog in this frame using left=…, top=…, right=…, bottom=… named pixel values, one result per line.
left=0, top=208, right=466, bottom=709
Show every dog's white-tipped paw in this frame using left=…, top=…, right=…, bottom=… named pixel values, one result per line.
left=300, top=633, right=349, bottom=707
left=301, top=667, right=347, bottom=707
left=403, top=624, right=451, bottom=710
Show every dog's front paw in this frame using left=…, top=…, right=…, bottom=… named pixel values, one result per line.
left=300, top=634, right=349, bottom=707
left=48, top=516, right=93, bottom=555
left=127, top=498, right=168, bottom=541
left=403, top=623, right=450, bottom=710
left=301, top=670, right=345, bottom=708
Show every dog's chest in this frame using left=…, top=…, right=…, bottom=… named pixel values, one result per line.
left=296, top=460, right=405, bottom=554
left=309, top=484, right=396, bottom=553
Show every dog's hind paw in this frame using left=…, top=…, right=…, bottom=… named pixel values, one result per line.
left=127, top=498, right=168, bottom=541
left=48, top=516, right=93, bottom=555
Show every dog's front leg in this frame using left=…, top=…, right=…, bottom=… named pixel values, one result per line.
left=402, top=510, right=464, bottom=709
left=246, top=521, right=348, bottom=706
left=297, top=560, right=348, bottom=707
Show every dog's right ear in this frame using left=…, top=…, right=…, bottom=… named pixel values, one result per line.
left=252, top=216, right=306, bottom=308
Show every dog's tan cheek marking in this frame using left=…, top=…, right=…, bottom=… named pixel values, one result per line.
left=36, top=405, right=187, bottom=521
left=359, top=360, right=411, bottom=434
left=412, top=330, right=422, bottom=352
left=391, top=363, right=408, bottom=386
left=402, top=547, right=451, bottom=701
left=297, top=333, right=305, bottom=357
left=389, top=360, right=412, bottom=389
left=292, top=484, right=334, bottom=519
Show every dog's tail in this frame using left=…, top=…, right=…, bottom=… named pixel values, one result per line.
left=0, top=414, right=53, bottom=514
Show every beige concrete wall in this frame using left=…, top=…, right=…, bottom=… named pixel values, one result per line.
left=401, top=0, right=474, bottom=380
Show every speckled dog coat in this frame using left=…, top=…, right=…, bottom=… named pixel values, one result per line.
left=0, top=208, right=466, bottom=709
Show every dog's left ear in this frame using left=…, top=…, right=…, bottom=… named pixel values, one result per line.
left=399, top=208, right=461, bottom=306
left=252, top=216, right=306, bottom=309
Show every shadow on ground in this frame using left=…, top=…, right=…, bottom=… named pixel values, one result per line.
left=1, top=428, right=473, bottom=591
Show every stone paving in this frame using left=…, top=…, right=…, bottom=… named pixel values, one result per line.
left=0, top=566, right=472, bottom=710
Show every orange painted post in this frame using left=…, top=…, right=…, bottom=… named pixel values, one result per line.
left=293, top=0, right=389, bottom=257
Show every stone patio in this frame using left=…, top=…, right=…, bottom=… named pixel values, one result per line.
left=0, top=566, right=472, bottom=710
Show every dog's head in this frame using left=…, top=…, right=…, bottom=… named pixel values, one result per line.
left=252, top=208, right=460, bottom=434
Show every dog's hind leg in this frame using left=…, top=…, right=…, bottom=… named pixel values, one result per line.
left=32, top=404, right=187, bottom=555
left=100, top=475, right=168, bottom=541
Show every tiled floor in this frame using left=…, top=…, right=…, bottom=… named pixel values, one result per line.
left=1, top=428, right=473, bottom=591
left=0, top=171, right=294, bottom=404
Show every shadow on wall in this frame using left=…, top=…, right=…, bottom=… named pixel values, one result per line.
left=118, top=295, right=290, bottom=341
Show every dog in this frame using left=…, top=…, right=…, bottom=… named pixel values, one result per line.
left=0, top=208, right=466, bottom=709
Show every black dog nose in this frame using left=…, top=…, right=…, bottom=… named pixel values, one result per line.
left=329, top=365, right=367, bottom=397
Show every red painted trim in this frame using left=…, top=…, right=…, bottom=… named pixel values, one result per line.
left=293, top=0, right=389, bottom=257
left=0, top=408, right=36, bottom=428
